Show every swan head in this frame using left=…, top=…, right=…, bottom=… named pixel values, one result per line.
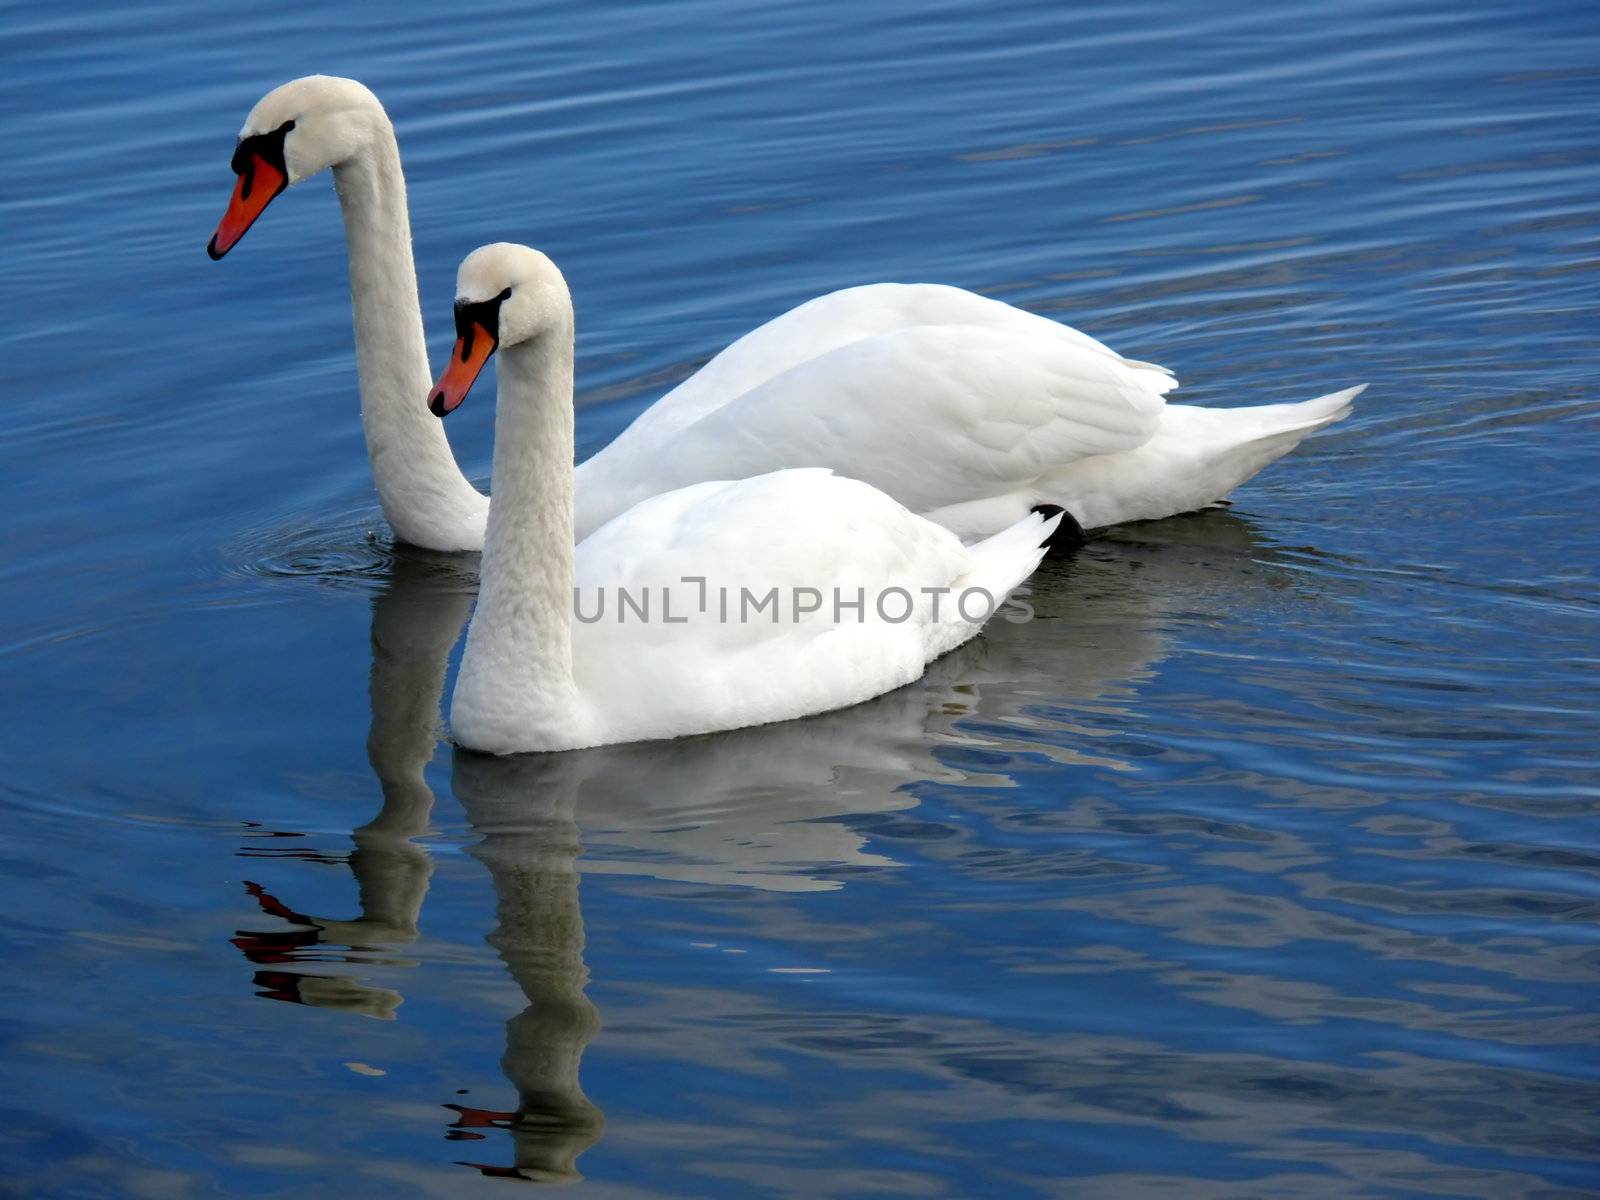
left=207, top=75, right=386, bottom=260
left=429, top=244, right=573, bottom=418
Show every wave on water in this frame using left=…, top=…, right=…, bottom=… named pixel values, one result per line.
left=221, top=504, right=482, bottom=596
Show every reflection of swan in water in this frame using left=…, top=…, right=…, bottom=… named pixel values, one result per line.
left=448, top=756, right=605, bottom=1182
left=231, top=552, right=471, bottom=1018
left=435, top=515, right=1266, bottom=1174
left=233, top=506, right=1269, bottom=928
left=230, top=506, right=1277, bottom=1176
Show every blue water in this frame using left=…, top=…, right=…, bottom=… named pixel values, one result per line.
left=4, top=1, right=1599, bottom=1195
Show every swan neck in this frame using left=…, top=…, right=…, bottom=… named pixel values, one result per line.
left=332, top=124, right=479, bottom=546
left=464, top=325, right=580, bottom=725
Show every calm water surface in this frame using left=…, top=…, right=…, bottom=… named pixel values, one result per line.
left=3, top=1, right=1599, bottom=1196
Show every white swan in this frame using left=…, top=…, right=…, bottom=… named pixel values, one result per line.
left=209, top=75, right=1363, bottom=553
left=427, top=243, right=1060, bottom=754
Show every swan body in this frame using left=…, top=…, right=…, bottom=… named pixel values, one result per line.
left=432, top=244, right=1059, bottom=755
left=212, top=76, right=1361, bottom=553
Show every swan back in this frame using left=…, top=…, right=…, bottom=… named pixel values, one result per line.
left=573, top=286, right=1177, bottom=536
left=539, top=469, right=1054, bottom=751
left=611, top=282, right=1159, bottom=444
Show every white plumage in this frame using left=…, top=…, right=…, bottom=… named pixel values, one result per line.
left=213, top=76, right=1362, bottom=553
left=436, top=245, right=1058, bottom=754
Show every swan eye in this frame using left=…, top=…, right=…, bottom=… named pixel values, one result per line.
left=229, top=119, right=296, bottom=180
left=498, top=288, right=512, bottom=302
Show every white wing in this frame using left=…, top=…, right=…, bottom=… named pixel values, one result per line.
left=569, top=469, right=1051, bottom=746
left=575, top=284, right=1175, bottom=533
left=619, top=283, right=1164, bottom=436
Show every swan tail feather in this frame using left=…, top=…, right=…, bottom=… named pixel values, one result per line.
left=1150, top=383, right=1364, bottom=518
left=957, top=508, right=1061, bottom=616
left=1250, top=383, right=1365, bottom=439
left=1200, top=383, right=1364, bottom=475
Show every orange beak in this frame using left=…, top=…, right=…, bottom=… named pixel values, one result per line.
left=428, top=323, right=496, bottom=417
left=207, top=154, right=287, bottom=260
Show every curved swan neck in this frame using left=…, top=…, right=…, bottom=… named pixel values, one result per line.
left=457, top=321, right=581, bottom=743
left=461, top=776, right=602, bottom=1179
left=331, top=117, right=484, bottom=549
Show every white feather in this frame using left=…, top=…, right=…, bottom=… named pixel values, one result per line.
left=222, top=79, right=1362, bottom=553
left=443, top=246, right=1055, bottom=755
